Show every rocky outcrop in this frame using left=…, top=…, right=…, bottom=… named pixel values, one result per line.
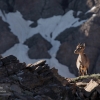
left=15, top=0, right=64, bottom=21
left=67, top=74, right=100, bottom=100
left=68, top=0, right=95, bottom=13
left=0, top=17, right=19, bottom=54
left=24, top=33, right=52, bottom=59
left=0, top=55, right=69, bottom=100
left=0, top=55, right=100, bottom=100
left=0, top=0, right=15, bottom=13
left=1, top=0, right=100, bottom=76
left=56, top=5, right=100, bottom=75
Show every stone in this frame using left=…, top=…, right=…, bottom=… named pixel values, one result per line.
left=24, top=33, right=52, bottom=49
left=0, top=0, right=8, bottom=13
left=0, top=67, right=8, bottom=78
left=1, top=55, right=19, bottom=65
left=41, top=0, right=64, bottom=18
left=6, top=62, right=26, bottom=75
left=34, top=95, right=53, bottom=100
left=15, top=0, right=64, bottom=21
left=0, top=17, right=19, bottom=54
left=28, top=45, right=51, bottom=59
left=24, top=33, right=52, bottom=59
left=55, top=27, right=80, bottom=44
left=68, top=0, right=95, bottom=13
left=0, top=83, right=12, bottom=96
left=91, top=91, right=97, bottom=100
left=76, top=82, right=87, bottom=86
left=18, top=72, right=44, bottom=89
left=13, top=92, right=27, bottom=100
left=10, top=84, right=21, bottom=93
left=0, top=55, right=100, bottom=99
left=33, top=60, right=46, bottom=67
left=84, top=79, right=98, bottom=97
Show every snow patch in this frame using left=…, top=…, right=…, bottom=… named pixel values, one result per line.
left=0, top=10, right=87, bottom=78
left=77, top=11, right=82, bottom=16
left=2, top=43, right=75, bottom=78
left=1, top=11, right=31, bottom=43
left=52, top=10, right=86, bottom=39
left=85, top=6, right=96, bottom=14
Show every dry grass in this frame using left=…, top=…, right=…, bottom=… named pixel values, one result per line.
left=70, top=74, right=100, bottom=82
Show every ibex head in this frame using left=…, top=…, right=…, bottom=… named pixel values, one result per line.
left=74, top=43, right=85, bottom=54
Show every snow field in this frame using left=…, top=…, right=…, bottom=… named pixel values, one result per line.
left=0, top=10, right=87, bottom=78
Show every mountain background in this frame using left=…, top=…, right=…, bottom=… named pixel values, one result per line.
left=0, top=0, right=100, bottom=77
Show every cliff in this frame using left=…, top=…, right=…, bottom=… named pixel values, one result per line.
left=0, top=55, right=100, bottom=100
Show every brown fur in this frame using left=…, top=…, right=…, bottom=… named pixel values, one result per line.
left=74, top=43, right=89, bottom=76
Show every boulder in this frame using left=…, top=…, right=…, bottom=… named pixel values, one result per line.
left=15, top=0, right=64, bottom=21
left=28, top=45, right=51, bottom=59
left=95, top=54, right=100, bottom=73
left=6, top=63, right=26, bottom=75
left=0, top=17, right=19, bottom=54
left=0, top=0, right=16, bottom=13
left=24, top=33, right=52, bottom=59
left=68, top=0, right=95, bottom=13
left=24, top=33, right=52, bottom=49
left=0, top=0, right=8, bottom=13
left=0, top=55, right=26, bottom=75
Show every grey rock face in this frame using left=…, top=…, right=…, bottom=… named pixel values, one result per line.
left=56, top=42, right=78, bottom=75
left=0, top=55, right=69, bottom=100
left=68, top=0, right=95, bottom=13
left=56, top=9, right=100, bottom=75
left=24, top=33, right=52, bottom=59
left=28, top=45, right=51, bottom=59
left=0, top=0, right=16, bottom=13
left=0, top=17, right=19, bottom=54
left=15, top=0, right=64, bottom=21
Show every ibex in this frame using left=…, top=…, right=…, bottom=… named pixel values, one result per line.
left=74, top=43, right=89, bottom=76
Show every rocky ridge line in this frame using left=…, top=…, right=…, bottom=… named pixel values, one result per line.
left=0, top=55, right=100, bottom=100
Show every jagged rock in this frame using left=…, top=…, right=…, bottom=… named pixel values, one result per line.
left=55, top=27, right=80, bottom=44
left=0, top=0, right=16, bottom=13
left=1, top=55, right=18, bottom=65
left=0, top=67, right=8, bottom=78
left=56, top=42, right=78, bottom=75
left=56, top=6, right=100, bottom=75
left=0, top=0, right=8, bottom=13
left=24, top=33, right=52, bottom=49
left=24, top=33, right=52, bottom=59
left=10, top=84, right=22, bottom=93
left=13, top=92, right=27, bottom=100
left=0, top=55, right=100, bottom=100
left=6, top=63, right=26, bottom=75
left=15, top=0, right=64, bottom=21
left=34, top=95, right=53, bottom=100
left=32, top=60, right=46, bottom=67
left=18, top=71, right=44, bottom=89
left=84, top=79, right=98, bottom=97
left=41, top=0, right=64, bottom=18
left=68, top=0, right=95, bottom=13
left=28, top=45, right=51, bottom=59
left=0, top=17, right=19, bottom=54
left=0, top=55, right=26, bottom=75
left=84, top=79, right=98, bottom=92
left=51, top=67, right=69, bottom=86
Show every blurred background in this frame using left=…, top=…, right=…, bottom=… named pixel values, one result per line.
left=0, top=0, right=100, bottom=77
